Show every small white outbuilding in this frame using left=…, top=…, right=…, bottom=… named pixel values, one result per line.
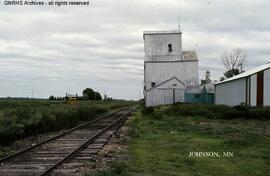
left=215, top=63, right=270, bottom=106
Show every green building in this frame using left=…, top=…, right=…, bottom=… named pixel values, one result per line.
left=185, top=84, right=214, bottom=104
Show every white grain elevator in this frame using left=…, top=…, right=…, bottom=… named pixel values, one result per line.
left=143, top=30, right=199, bottom=107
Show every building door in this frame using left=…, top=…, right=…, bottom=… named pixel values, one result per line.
left=164, top=89, right=173, bottom=104
left=257, top=71, right=264, bottom=106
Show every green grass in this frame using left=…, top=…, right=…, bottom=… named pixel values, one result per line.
left=0, top=99, right=132, bottom=146
left=122, top=105, right=270, bottom=176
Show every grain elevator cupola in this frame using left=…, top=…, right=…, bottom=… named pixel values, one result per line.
left=143, top=30, right=183, bottom=62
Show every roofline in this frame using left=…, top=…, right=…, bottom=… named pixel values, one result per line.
left=145, top=60, right=198, bottom=63
left=146, top=76, right=185, bottom=92
left=143, top=30, right=182, bottom=35
left=214, top=76, right=247, bottom=86
left=143, top=30, right=182, bottom=40
left=215, top=66, right=270, bottom=86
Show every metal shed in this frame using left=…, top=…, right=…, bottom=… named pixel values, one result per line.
left=215, top=63, right=270, bottom=106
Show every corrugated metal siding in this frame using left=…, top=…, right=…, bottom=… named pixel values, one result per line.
left=246, top=77, right=250, bottom=105
left=175, top=89, right=185, bottom=103
left=250, top=74, right=257, bottom=106
left=185, top=93, right=214, bottom=104
left=145, top=55, right=182, bottom=62
left=146, top=89, right=185, bottom=107
left=145, top=77, right=185, bottom=107
left=215, top=78, right=246, bottom=106
left=145, top=61, right=199, bottom=90
left=153, top=77, right=184, bottom=90
left=146, top=89, right=164, bottom=107
left=264, top=69, right=270, bottom=106
left=144, top=33, right=182, bottom=57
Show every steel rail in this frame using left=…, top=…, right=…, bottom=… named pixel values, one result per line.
left=38, top=108, right=134, bottom=176
left=0, top=107, right=130, bottom=164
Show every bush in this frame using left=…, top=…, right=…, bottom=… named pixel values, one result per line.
left=142, top=107, right=154, bottom=115
left=165, top=104, right=215, bottom=118
left=0, top=114, right=24, bottom=143
left=160, top=104, right=270, bottom=120
left=247, top=108, right=270, bottom=119
left=0, top=99, right=128, bottom=145
left=234, top=103, right=249, bottom=112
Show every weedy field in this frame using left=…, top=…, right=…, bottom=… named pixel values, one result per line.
left=0, top=99, right=130, bottom=147
left=98, top=104, right=270, bottom=176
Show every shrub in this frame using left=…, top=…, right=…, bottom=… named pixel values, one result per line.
left=165, top=104, right=215, bottom=118
left=0, top=99, right=127, bottom=145
left=247, top=108, right=270, bottom=119
left=20, top=113, right=42, bottom=136
left=234, top=103, right=249, bottom=112
left=161, top=104, right=270, bottom=120
left=142, top=106, right=154, bottom=115
left=0, top=114, right=24, bottom=143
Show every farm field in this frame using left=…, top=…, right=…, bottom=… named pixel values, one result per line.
left=99, top=104, right=270, bottom=176
left=0, top=99, right=132, bottom=157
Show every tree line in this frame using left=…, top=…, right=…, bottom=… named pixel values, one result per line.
left=49, top=88, right=102, bottom=101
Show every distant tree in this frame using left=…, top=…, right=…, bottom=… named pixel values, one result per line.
left=220, top=77, right=225, bottom=82
left=224, top=69, right=240, bottom=78
left=94, top=92, right=102, bottom=100
left=106, top=97, right=113, bottom=101
left=83, top=88, right=95, bottom=100
left=221, top=48, right=247, bottom=78
left=49, top=95, right=54, bottom=100
left=104, top=94, right=113, bottom=101
left=82, top=88, right=102, bottom=100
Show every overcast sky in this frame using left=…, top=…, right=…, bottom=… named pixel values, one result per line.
left=0, top=0, right=270, bottom=100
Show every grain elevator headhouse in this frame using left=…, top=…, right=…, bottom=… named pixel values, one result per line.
left=143, top=30, right=199, bottom=107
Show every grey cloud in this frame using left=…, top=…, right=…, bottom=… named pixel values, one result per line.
left=0, top=0, right=270, bottom=99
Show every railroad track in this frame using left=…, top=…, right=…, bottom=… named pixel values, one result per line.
left=0, top=107, right=135, bottom=176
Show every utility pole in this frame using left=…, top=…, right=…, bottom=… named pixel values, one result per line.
left=240, top=63, right=243, bottom=73
left=173, top=88, right=175, bottom=104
